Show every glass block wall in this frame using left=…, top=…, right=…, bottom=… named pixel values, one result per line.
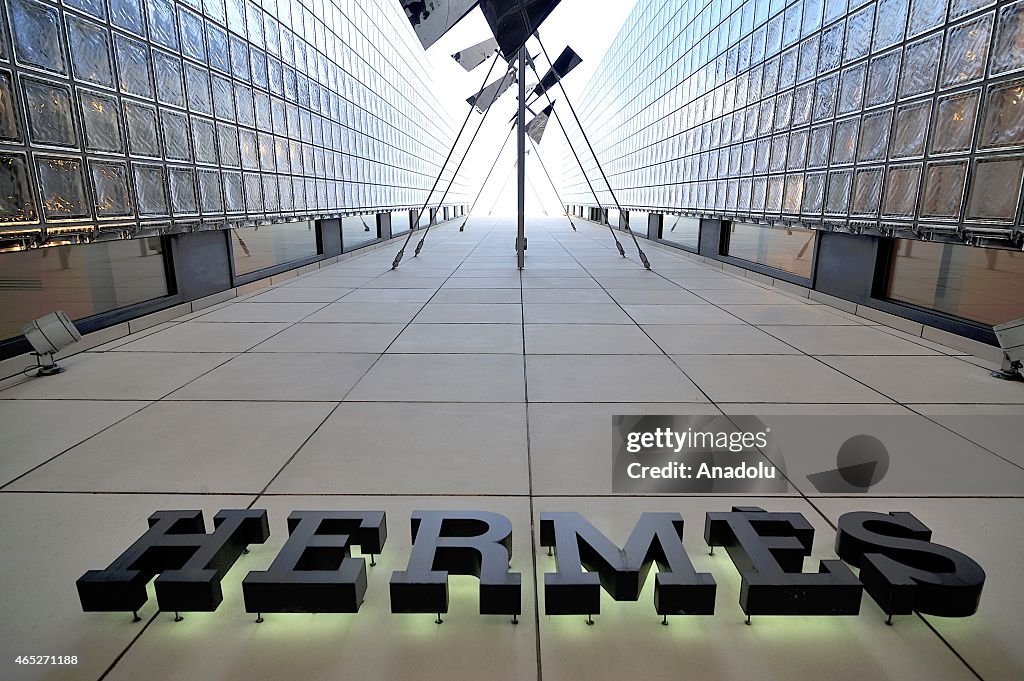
left=0, top=0, right=469, bottom=246
left=562, top=0, right=1024, bottom=246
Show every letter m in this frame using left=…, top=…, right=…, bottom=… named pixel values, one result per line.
left=539, top=512, right=715, bottom=617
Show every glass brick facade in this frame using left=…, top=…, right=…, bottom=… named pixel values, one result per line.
left=562, top=0, right=1024, bottom=246
left=0, top=0, right=469, bottom=245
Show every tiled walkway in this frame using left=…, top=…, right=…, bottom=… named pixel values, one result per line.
left=1, top=217, right=1022, bottom=681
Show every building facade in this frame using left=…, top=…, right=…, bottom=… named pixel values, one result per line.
left=0, top=0, right=468, bottom=354
left=563, top=0, right=1024, bottom=343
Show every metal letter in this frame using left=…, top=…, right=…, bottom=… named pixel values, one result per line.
left=704, top=506, right=862, bottom=617
left=835, top=511, right=985, bottom=618
left=77, top=509, right=269, bottom=614
left=540, top=512, right=716, bottom=617
left=242, top=511, right=387, bottom=614
left=390, top=511, right=521, bottom=617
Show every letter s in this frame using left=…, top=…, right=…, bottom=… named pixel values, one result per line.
left=835, top=511, right=985, bottom=618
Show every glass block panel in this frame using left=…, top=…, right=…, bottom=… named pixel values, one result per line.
left=218, top=124, right=240, bottom=166
left=0, top=71, right=25, bottom=143
left=950, top=0, right=994, bottom=21
left=23, top=78, right=78, bottom=148
left=851, top=167, right=884, bottom=215
left=223, top=170, right=244, bottom=212
left=819, top=21, right=844, bottom=73
left=866, top=50, right=900, bottom=107
left=838, top=64, right=866, bottom=114
left=845, top=6, right=875, bottom=64
left=941, top=12, right=994, bottom=89
left=198, top=169, right=223, bottom=212
left=793, top=83, right=814, bottom=125
left=825, top=169, right=853, bottom=214
left=123, top=102, right=160, bottom=157
left=67, top=16, right=114, bottom=89
left=980, top=79, right=1024, bottom=149
left=65, top=0, right=106, bottom=20
left=874, top=0, right=909, bottom=51
left=803, top=171, right=826, bottom=213
left=89, top=160, right=132, bottom=217
left=133, top=163, right=168, bottom=216
left=168, top=167, right=198, bottom=215
left=771, top=134, right=789, bottom=172
left=147, top=0, right=179, bottom=50
left=152, top=51, right=186, bottom=109
left=892, top=100, right=932, bottom=158
left=965, top=156, right=1024, bottom=222
left=238, top=128, right=258, bottom=169
left=798, top=37, right=819, bottom=82
left=920, top=160, right=968, bottom=218
left=783, top=174, right=804, bottom=212
left=825, top=0, right=848, bottom=24
left=192, top=117, right=217, bottom=164
left=208, top=24, right=231, bottom=74
left=185, top=64, right=213, bottom=115
left=114, top=35, right=153, bottom=99
left=79, top=90, right=123, bottom=153
left=993, top=1, right=1024, bottom=76
left=212, top=75, right=236, bottom=121
left=931, top=89, right=979, bottom=153
left=882, top=164, right=922, bottom=217
left=808, top=124, right=832, bottom=167
left=230, top=35, right=250, bottom=80
left=110, top=0, right=145, bottom=35
left=243, top=171, right=262, bottom=212
left=788, top=128, right=809, bottom=169
left=909, top=0, right=947, bottom=36
left=36, top=156, right=90, bottom=219
left=813, top=74, right=838, bottom=120
left=899, top=34, right=941, bottom=99
left=10, top=0, right=67, bottom=75
left=775, top=91, right=793, bottom=130
left=160, top=110, right=191, bottom=162
left=832, top=117, right=860, bottom=164
left=235, top=84, right=255, bottom=127
left=179, top=9, right=206, bottom=63
left=859, top=109, right=893, bottom=161
left=0, top=153, right=37, bottom=223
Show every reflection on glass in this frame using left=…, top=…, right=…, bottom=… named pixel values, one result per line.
left=342, top=214, right=379, bottom=252
left=232, top=221, right=317, bottom=276
left=662, top=215, right=700, bottom=249
left=727, top=222, right=816, bottom=277
left=0, top=239, right=169, bottom=341
left=627, top=211, right=652, bottom=236
left=391, top=210, right=412, bottom=235
left=888, top=240, right=1024, bottom=325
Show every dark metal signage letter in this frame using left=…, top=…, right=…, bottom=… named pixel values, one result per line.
left=77, top=509, right=269, bottom=617
left=242, top=511, right=387, bottom=616
left=390, top=511, right=521, bottom=620
left=540, top=512, right=716, bottom=621
left=704, top=506, right=862, bottom=619
left=835, top=511, right=985, bottom=619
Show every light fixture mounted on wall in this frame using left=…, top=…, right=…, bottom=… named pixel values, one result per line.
left=991, top=317, right=1024, bottom=381
left=22, top=311, right=81, bottom=377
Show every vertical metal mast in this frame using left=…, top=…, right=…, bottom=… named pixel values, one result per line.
left=516, top=46, right=527, bottom=270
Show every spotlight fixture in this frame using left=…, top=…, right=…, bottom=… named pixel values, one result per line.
left=991, top=317, right=1024, bottom=381
left=22, top=310, right=82, bottom=377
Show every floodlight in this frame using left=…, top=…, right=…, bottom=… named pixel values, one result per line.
left=991, top=317, right=1024, bottom=381
left=22, top=310, right=82, bottom=376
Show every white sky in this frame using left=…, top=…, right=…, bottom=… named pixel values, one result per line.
left=415, top=0, right=639, bottom=217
